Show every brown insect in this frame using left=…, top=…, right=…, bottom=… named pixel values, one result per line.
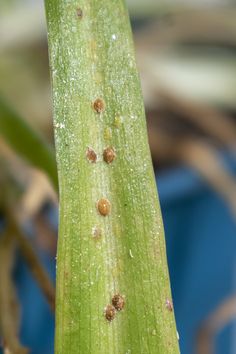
left=165, top=299, right=173, bottom=312
left=104, top=304, right=116, bottom=322
left=97, top=198, right=111, bottom=216
left=112, top=294, right=125, bottom=311
left=76, top=8, right=83, bottom=18
left=103, top=147, right=116, bottom=164
left=93, top=98, right=105, bottom=113
left=86, top=147, right=97, bottom=163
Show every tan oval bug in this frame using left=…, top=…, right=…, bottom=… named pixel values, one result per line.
left=86, top=147, right=97, bottom=163
left=104, top=304, right=116, bottom=322
left=103, top=147, right=116, bottom=164
left=97, top=198, right=111, bottom=216
left=112, top=294, right=125, bottom=311
left=93, top=98, right=105, bottom=113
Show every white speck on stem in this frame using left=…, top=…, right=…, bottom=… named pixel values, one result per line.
left=55, top=122, right=65, bottom=129
left=129, top=249, right=134, bottom=258
left=112, top=34, right=117, bottom=40
left=177, top=331, right=180, bottom=340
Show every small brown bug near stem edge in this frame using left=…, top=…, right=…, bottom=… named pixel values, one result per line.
left=165, top=299, right=173, bottom=312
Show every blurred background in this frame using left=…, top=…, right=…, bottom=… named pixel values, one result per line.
left=0, top=0, right=236, bottom=353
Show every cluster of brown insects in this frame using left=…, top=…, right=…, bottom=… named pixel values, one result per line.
left=105, top=294, right=125, bottom=322
left=87, top=99, right=125, bottom=322
left=86, top=98, right=116, bottom=217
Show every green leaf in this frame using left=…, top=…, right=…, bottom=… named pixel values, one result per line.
left=0, top=96, right=57, bottom=188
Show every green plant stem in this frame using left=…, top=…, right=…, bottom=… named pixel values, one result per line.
left=0, top=96, right=57, bottom=188
left=45, top=1, right=179, bottom=353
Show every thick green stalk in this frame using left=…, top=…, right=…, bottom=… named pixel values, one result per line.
left=0, top=97, right=57, bottom=188
left=45, top=1, right=179, bottom=353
